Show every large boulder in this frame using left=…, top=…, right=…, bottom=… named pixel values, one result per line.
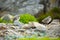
left=29, top=22, right=46, bottom=31
left=46, top=19, right=60, bottom=37
left=22, top=22, right=46, bottom=31
left=0, top=0, right=44, bottom=15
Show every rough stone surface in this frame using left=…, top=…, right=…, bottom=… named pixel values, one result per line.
left=46, top=19, right=60, bottom=37
left=0, top=37, right=4, bottom=40
left=42, top=16, right=52, bottom=24
left=1, top=14, right=13, bottom=21
left=0, top=0, right=43, bottom=15
left=22, top=22, right=46, bottom=31
left=0, top=22, right=46, bottom=40
left=13, top=15, right=24, bottom=28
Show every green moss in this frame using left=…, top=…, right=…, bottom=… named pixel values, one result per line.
left=19, top=13, right=37, bottom=24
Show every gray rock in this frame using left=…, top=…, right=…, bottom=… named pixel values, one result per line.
left=13, top=16, right=24, bottom=28
left=42, top=16, right=52, bottom=24
left=1, top=14, right=13, bottom=21
left=0, top=0, right=44, bottom=15
left=46, top=19, right=60, bottom=37
left=29, top=22, right=46, bottom=30
left=22, top=24, right=30, bottom=29
left=0, top=37, right=4, bottom=40
left=22, top=22, right=46, bottom=30
left=50, top=19, right=60, bottom=25
left=22, top=22, right=46, bottom=35
left=0, top=23, right=6, bottom=27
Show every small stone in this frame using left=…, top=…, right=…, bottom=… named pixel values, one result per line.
left=42, top=16, right=52, bottom=24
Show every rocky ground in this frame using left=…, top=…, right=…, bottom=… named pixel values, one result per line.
left=0, top=15, right=60, bottom=40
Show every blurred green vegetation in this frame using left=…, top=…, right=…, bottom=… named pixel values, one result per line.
left=0, top=18, right=13, bottom=23
left=37, top=7, right=60, bottom=23
left=16, top=37, right=60, bottom=40
left=19, top=13, right=37, bottom=24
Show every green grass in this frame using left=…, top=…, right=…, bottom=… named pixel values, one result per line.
left=16, top=37, right=60, bottom=40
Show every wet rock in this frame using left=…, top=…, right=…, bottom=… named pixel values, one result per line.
left=42, top=16, right=52, bottom=24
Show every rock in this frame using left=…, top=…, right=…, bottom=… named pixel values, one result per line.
left=46, top=19, right=60, bottom=37
left=0, top=23, right=21, bottom=37
left=17, top=29, right=25, bottom=32
left=29, top=22, right=46, bottom=31
left=22, top=22, right=46, bottom=31
left=50, top=19, right=60, bottom=25
left=42, top=16, right=52, bottom=24
left=0, top=0, right=43, bottom=15
left=7, top=23, right=14, bottom=26
left=14, top=20, right=24, bottom=27
left=13, top=16, right=24, bottom=28
left=22, top=24, right=30, bottom=29
left=22, top=22, right=46, bottom=37
left=13, top=15, right=20, bottom=21
left=0, top=22, right=47, bottom=39
left=1, top=14, right=13, bottom=21
left=0, top=26, right=7, bottom=36
left=0, top=37, right=4, bottom=40
left=0, top=26, right=7, bottom=30
left=29, top=22, right=47, bottom=36
left=0, top=11, right=10, bottom=17
left=0, top=23, right=6, bottom=27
